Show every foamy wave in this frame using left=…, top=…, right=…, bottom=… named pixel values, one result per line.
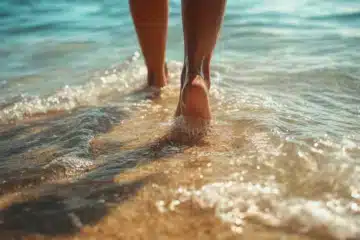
left=0, top=52, right=146, bottom=123
left=44, top=156, right=95, bottom=177
left=174, top=181, right=360, bottom=239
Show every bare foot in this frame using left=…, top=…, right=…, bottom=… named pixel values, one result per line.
left=175, top=75, right=211, bottom=120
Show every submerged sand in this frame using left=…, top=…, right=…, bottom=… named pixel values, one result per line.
left=0, top=103, right=322, bottom=240
left=1, top=65, right=357, bottom=240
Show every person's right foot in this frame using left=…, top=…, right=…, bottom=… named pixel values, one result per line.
left=175, top=74, right=211, bottom=121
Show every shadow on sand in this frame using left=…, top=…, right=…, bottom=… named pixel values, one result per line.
left=0, top=106, right=127, bottom=196
left=0, top=104, right=191, bottom=238
left=0, top=176, right=150, bottom=236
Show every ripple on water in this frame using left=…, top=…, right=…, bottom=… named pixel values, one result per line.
left=0, top=106, right=126, bottom=194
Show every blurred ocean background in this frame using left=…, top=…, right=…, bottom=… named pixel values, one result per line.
left=0, top=0, right=360, bottom=239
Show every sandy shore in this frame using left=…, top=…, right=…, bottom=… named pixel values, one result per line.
left=0, top=109, right=322, bottom=240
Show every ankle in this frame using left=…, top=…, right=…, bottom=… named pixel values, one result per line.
left=182, top=65, right=210, bottom=90
left=147, top=68, right=167, bottom=88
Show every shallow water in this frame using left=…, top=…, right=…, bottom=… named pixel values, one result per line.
left=1, top=0, right=360, bottom=239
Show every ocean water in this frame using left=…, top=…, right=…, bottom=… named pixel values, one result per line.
left=0, top=0, right=360, bottom=239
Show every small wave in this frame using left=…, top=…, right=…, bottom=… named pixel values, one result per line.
left=0, top=52, right=142, bottom=123
left=5, top=21, right=63, bottom=35
left=309, top=11, right=360, bottom=21
left=175, top=181, right=360, bottom=239
left=0, top=105, right=125, bottom=195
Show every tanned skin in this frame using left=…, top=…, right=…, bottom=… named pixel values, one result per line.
left=129, top=0, right=226, bottom=121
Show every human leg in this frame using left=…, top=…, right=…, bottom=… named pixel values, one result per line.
left=129, top=0, right=168, bottom=87
left=176, top=0, right=226, bottom=119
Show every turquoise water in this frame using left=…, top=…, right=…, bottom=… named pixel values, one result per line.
left=1, top=0, right=359, bottom=140
left=1, top=0, right=360, bottom=239
left=1, top=0, right=359, bottom=97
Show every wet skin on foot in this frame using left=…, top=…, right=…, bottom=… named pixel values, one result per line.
left=175, top=74, right=211, bottom=120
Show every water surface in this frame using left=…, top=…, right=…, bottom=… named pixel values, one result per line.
left=0, top=0, right=360, bottom=239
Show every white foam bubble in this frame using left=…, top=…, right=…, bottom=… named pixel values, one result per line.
left=175, top=181, right=360, bottom=239
left=44, top=156, right=95, bottom=176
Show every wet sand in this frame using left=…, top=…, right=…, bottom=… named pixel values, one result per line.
left=0, top=90, right=326, bottom=240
